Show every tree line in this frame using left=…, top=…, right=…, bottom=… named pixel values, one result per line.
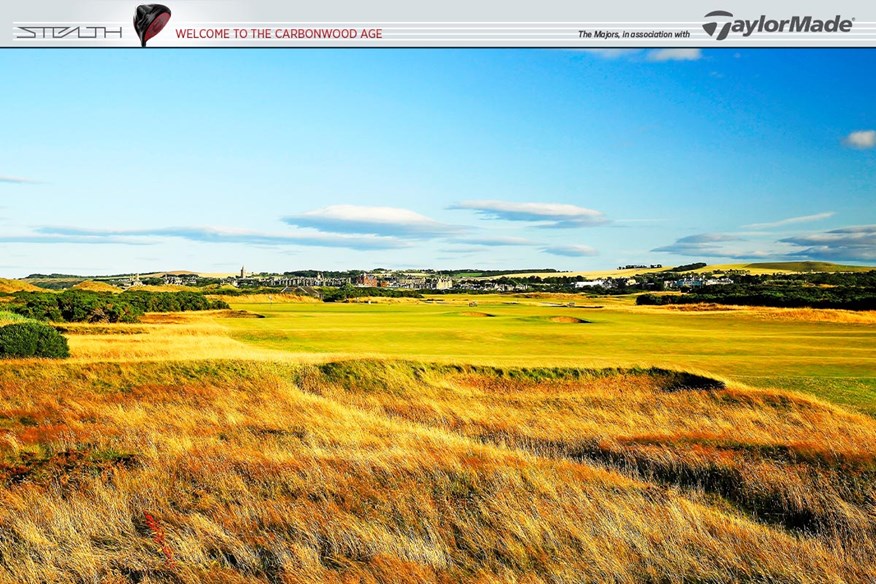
left=637, top=283, right=876, bottom=311
left=9, top=290, right=229, bottom=323
left=321, top=285, right=423, bottom=302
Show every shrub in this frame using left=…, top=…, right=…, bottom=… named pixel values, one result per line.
left=0, top=322, right=70, bottom=359
left=0, top=310, right=29, bottom=323
left=667, top=262, right=707, bottom=272
left=636, top=294, right=665, bottom=306
left=11, top=290, right=227, bottom=323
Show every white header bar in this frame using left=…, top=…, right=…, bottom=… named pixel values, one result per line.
left=3, top=1, right=874, bottom=47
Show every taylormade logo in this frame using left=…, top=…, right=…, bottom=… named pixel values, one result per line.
left=703, top=11, right=854, bottom=40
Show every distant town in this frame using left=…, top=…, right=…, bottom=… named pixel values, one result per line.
left=8, top=261, right=876, bottom=311
left=20, top=262, right=741, bottom=295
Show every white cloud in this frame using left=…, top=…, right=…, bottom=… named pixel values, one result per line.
left=744, top=211, right=835, bottom=230
left=450, top=200, right=607, bottom=228
left=782, top=225, right=876, bottom=261
left=454, top=236, right=534, bottom=247
left=652, top=233, right=760, bottom=258
left=284, top=205, right=460, bottom=238
left=579, top=49, right=702, bottom=62
left=578, top=49, right=640, bottom=59
left=647, top=49, right=702, bottom=62
left=843, top=130, right=876, bottom=149
left=0, top=176, right=38, bottom=184
left=654, top=225, right=876, bottom=262
left=34, top=225, right=410, bottom=250
left=543, top=245, right=598, bottom=257
left=0, top=233, right=151, bottom=246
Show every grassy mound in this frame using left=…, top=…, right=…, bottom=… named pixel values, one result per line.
left=548, top=316, right=588, bottom=323
left=72, top=280, right=123, bottom=293
left=0, top=360, right=872, bottom=582
left=0, top=278, right=42, bottom=294
left=745, top=261, right=874, bottom=273
left=213, top=293, right=320, bottom=304
left=136, top=284, right=200, bottom=293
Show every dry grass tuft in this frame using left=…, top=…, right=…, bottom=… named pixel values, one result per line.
left=0, top=359, right=872, bottom=582
left=660, top=303, right=741, bottom=312
left=653, top=303, right=876, bottom=323
left=59, top=312, right=294, bottom=364
left=0, top=278, right=42, bottom=294
left=136, top=284, right=200, bottom=293
left=344, top=297, right=423, bottom=304
left=217, top=294, right=321, bottom=304
left=71, top=280, right=123, bottom=293
left=746, top=307, right=876, bottom=323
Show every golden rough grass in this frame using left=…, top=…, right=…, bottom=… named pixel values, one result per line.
left=136, top=284, right=200, bottom=293
left=0, top=360, right=873, bottom=582
left=0, top=308, right=873, bottom=581
left=218, top=294, right=321, bottom=304
left=343, top=297, right=423, bottom=304
left=659, top=303, right=741, bottom=312
left=71, top=280, right=123, bottom=293
left=4, top=311, right=356, bottom=367
left=745, top=307, right=876, bottom=323
left=30, top=311, right=284, bottom=364
left=499, top=262, right=874, bottom=279
left=314, top=362, right=876, bottom=540
left=0, top=278, right=42, bottom=294
left=63, top=317, right=292, bottom=364
left=635, top=302, right=876, bottom=323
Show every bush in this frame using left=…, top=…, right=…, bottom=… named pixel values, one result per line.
left=11, top=290, right=229, bottom=323
left=0, top=310, right=29, bottom=323
left=636, top=294, right=665, bottom=305
left=667, top=262, right=707, bottom=272
left=322, top=285, right=422, bottom=302
left=0, top=322, right=70, bottom=359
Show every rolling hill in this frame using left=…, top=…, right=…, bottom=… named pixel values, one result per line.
left=72, top=280, right=124, bottom=293
left=493, top=261, right=874, bottom=279
left=742, top=261, right=874, bottom=272
left=0, top=278, right=43, bottom=294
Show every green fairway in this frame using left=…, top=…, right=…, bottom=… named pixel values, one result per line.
left=225, top=295, right=876, bottom=414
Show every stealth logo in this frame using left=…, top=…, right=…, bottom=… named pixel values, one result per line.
left=703, top=10, right=854, bottom=40
left=15, top=25, right=123, bottom=40
left=703, top=10, right=733, bottom=40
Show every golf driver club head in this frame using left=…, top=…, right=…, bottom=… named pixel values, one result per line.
left=134, top=4, right=171, bottom=47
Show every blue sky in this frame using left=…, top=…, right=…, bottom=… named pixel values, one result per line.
left=1, top=48, right=874, bottom=277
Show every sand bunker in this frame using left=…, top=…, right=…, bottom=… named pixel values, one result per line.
left=549, top=316, right=588, bottom=324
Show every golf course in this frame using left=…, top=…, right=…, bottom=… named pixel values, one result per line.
left=222, top=294, right=876, bottom=414
left=0, top=291, right=874, bottom=582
